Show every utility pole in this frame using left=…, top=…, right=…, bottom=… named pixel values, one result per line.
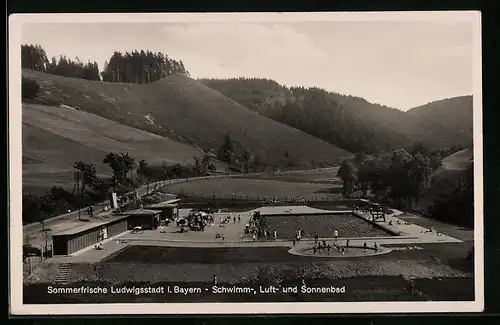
left=44, top=230, right=49, bottom=260
left=76, top=172, right=81, bottom=221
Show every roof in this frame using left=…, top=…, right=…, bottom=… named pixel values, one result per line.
left=144, top=202, right=176, bottom=209
left=53, top=215, right=129, bottom=236
left=120, top=209, right=161, bottom=216
left=164, top=199, right=181, bottom=205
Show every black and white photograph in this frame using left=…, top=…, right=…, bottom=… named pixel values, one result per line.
left=9, top=12, right=483, bottom=315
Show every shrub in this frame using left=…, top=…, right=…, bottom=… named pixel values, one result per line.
left=22, top=77, right=40, bottom=99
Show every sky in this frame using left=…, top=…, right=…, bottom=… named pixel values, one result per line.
left=21, top=19, right=474, bottom=111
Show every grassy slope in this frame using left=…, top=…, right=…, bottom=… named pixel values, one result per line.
left=419, top=149, right=473, bottom=211
left=22, top=103, right=207, bottom=193
left=23, top=70, right=350, bottom=170
left=441, top=148, right=473, bottom=170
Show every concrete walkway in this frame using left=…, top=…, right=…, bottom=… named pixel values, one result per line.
left=352, top=210, right=462, bottom=244
left=44, top=205, right=464, bottom=264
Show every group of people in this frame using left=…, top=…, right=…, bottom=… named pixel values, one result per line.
left=310, top=240, right=379, bottom=255
left=215, top=233, right=226, bottom=242
left=244, top=225, right=278, bottom=242
left=389, top=219, right=411, bottom=226
left=219, top=213, right=241, bottom=226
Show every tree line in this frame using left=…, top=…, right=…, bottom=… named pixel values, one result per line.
left=21, top=44, right=189, bottom=83
left=100, top=50, right=189, bottom=83
left=22, top=131, right=307, bottom=225
left=337, top=144, right=473, bottom=227
left=22, top=150, right=212, bottom=225
left=22, top=44, right=101, bottom=81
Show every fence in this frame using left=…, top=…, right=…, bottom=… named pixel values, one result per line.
left=176, top=192, right=344, bottom=202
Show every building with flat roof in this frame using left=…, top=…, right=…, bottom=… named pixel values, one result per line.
left=118, top=209, right=161, bottom=230
left=52, top=209, right=162, bottom=256
left=144, top=200, right=180, bottom=220
left=52, top=215, right=129, bottom=256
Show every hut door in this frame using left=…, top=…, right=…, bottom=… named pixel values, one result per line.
left=101, top=226, right=108, bottom=240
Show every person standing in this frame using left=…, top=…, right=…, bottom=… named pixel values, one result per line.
left=346, top=240, right=350, bottom=251
left=334, top=229, right=339, bottom=241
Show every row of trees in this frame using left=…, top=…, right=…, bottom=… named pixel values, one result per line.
left=22, top=44, right=101, bottom=81
left=23, top=130, right=303, bottom=225
left=337, top=144, right=473, bottom=227
left=100, top=50, right=189, bottom=83
left=22, top=149, right=219, bottom=224
left=21, top=44, right=189, bottom=83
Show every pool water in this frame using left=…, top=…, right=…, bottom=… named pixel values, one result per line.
left=265, top=213, right=392, bottom=239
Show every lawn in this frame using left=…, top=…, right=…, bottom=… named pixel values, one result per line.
left=240, top=168, right=342, bottom=185
left=264, top=214, right=391, bottom=239
left=162, top=178, right=341, bottom=200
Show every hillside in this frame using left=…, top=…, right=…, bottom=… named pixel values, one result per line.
left=415, top=148, right=474, bottom=216
left=200, top=79, right=473, bottom=153
left=407, top=96, right=473, bottom=136
left=22, top=70, right=350, bottom=183
left=441, top=148, right=473, bottom=171
left=22, top=103, right=210, bottom=193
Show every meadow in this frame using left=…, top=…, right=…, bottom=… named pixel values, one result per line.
left=162, top=178, right=342, bottom=200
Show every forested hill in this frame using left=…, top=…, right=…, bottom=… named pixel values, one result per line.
left=200, top=78, right=473, bottom=154
left=21, top=44, right=189, bottom=83
left=407, top=95, right=473, bottom=136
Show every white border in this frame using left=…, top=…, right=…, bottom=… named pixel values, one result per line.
left=9, top=11, right=484, bottom=315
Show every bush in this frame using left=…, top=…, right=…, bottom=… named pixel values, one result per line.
left=22, top=77, right=40, bottom=99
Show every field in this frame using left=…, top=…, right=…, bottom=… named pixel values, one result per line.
left=265, top=214, right=391, bottom=239
left=22, top=69, right=350, bottom=172
left=161, top=178, right=342, bottom=200
left=240, top=168, right=343, bottom=184
left=22, top=103, right=209, bottom=193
